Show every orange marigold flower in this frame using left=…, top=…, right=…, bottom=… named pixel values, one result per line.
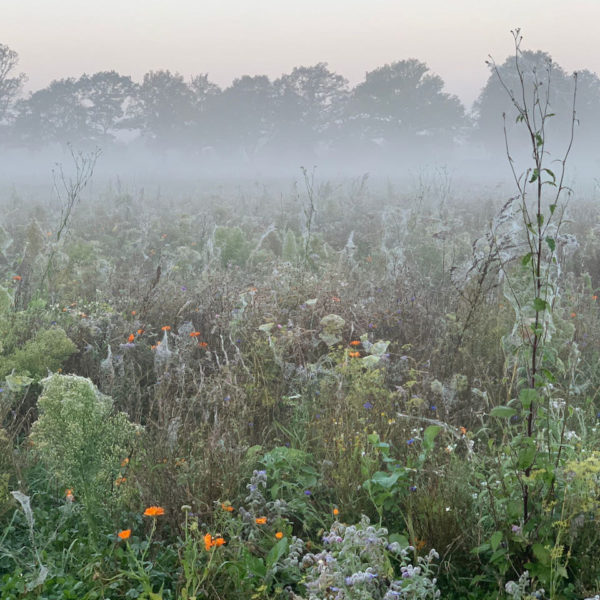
left=213, top=537, right=226, bottom=546
left=348, top=351, right=360, bottom=358
left=151, top=345, right=157, bottom=350
left=128, top=333, right=135, bottom=343
left=198, top=341, right=208, bottom=348
left=221, top=503, right=234, bottom=512
left=349, top=340, right=361, bottom=346
left=65, top=488, right=74, bottom=502
left=131, top=310, right=137, bottom=316
left=118, top=529, right=131, bottom=540
left=121, top=457, right=129, bottom=467
left=333, top=508, right=339, bottom=516
left=12, top=275, right=22, bottom=281
left=275, top=531, right=283, bottom=540
left=204, top=533, right=213, bottom=551
left=137, top=329, right=145, bottom=335
left=570, top=312, right=577, bottom=318
left=190, top=331, right=201, bottom=337
left=143, top=506, right=165, bottom=517
left=161, top=325, right=171, bottom=331
left=255, top=517, right=267, bottom=525
left=460, top=426, right=467, bottom=436
left=115, top=477, right=127, bottom=486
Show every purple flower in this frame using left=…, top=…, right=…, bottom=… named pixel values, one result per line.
left=363, top=401, right=373, bottom=410
left=304, top=490, right=312, bottom=496
left=407, top=438, right=415, bottom=445
left=430, top=405, right=437, bottom=411
left=181, top=286, right=187, bottom=291
left=409, top=486, right=417, bottom=492
left=512, top=525, right=521, bottom=534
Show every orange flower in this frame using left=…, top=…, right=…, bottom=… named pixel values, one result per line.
left=65, top=489, right=74, bottom=502
left=115, top=476, right=127, bottom=486
left=189, top=331, right=201, bottom=337
left=131, top=310, right=137, bottom=316
left=151, top=345, right=157, bottom=350
left=12, top=275, right=22, bottom=281
left=331, top=296, right=341, bottom=302
left=333, top=508, right=339, bottom=516
left=255, top=517, right=267, bottom=525
left=221, top=503, right=234, bottom=512
left=118, top=529, right=131, bottom=540
left=143, top=506, right=165, bottom=517
left=213, top=537, right=226, bottom=546
left=121, top=457, right=130, bottom=467
left=570, top=312, right=577, bottom=318
left=137, top=329, right=145, bottom=335
left=198, top=341, right=208, bottom=348
left=161, top=325, right=171, bottom=331
left=593, top=295, right=598, bottom=301
left=349, top=340, right=361, bottom=346
left=204, top=533, right=213, bottom=551
left=460, top=426, right=467, bottom=436
left=275, top=531, right=283, bottom=540
left=128, top=333, right=135, bottom=343
left=348, top=351, right=360, bottom=358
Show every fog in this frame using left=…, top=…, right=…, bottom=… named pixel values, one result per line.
left=1, top=38, right=599, bottom=190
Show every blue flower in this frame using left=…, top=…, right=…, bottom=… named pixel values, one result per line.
left=407, top=438, right=415, bottom=445
left=304, top=490, right=312, bottom=496
left=363, top=401, right=373, bottom=410
left=430, top=405, right=437, bottom=411
left=409, top=485, right=417, bottom=492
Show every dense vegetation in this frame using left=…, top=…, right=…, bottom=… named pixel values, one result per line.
left=1, top=30, right=600, bottom=600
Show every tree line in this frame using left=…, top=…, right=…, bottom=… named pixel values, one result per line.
left=1, top=42, right=599, bottom=168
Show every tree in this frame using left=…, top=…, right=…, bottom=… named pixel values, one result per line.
left=127, top=70, right=196, bottom=149
left=12, top=78, right=89, bottom=148
left=0, top=43, right=26, bottom=125
left=271, top=63, right=350, bottom=158
left=343, top=59, right=465, bottom=157
left=79, top=71, right=137, bottom=144
left=473, top=50, right=574, bottom=159
left=210, top=75, right=275, bottom=160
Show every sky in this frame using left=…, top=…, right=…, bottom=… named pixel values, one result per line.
left=2, top=0, right=598, bottom=109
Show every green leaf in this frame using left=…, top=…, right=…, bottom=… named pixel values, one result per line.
left=543, top=168, right=556, bottom=182
left=529, top=169, right=539, bottom=183
left=490, top=531, right=502, bottom=552
left=545, top=237, right=555, bottom=252
left=517, top=438, right=537, bottom=470
left=537, top=213, right=544, bottom=227
left=532, top=297, right=549, bottom=312
left=423, top=425, right=442, bottom=450
left=532, top=543, right=551, bottom=566
left=521, top=252, right=532, bottom=266
left=519, top=389, right=538, bottom=410
left=490, top=406, right=517, bottom=419
left=266, top=538, right=288, bottom=569
left=535, top=133, right=543, bottom=147
left=549, top=203, right=556, bottom=215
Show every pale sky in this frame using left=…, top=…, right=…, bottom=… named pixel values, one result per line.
left=2, top=0, right=598, bottom=108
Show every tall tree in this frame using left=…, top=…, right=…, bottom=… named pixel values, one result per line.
left=343, top=59, right=465, bottom=156
left=272, top=63, right=349, bottom=157
left=0, top=43, right=26, bottom=125
left=127, top=70, right=196, bottom=149
left=473, top=50, right=574, bottom=159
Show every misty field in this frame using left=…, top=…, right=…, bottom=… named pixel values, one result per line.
left=1, top=166, right=600, bottom=600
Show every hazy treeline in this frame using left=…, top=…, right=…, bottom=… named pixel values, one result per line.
left=1, top=42, right=599, bottom=177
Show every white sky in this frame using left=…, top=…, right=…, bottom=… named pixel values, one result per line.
left=2, top=0, right=598, bottom=108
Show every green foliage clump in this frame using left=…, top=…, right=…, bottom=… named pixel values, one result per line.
left=29, top=374, right=137, bottom=516
left=0, top=327, right=76, bottom=380
left=214, top=226, right=251, bottom=267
